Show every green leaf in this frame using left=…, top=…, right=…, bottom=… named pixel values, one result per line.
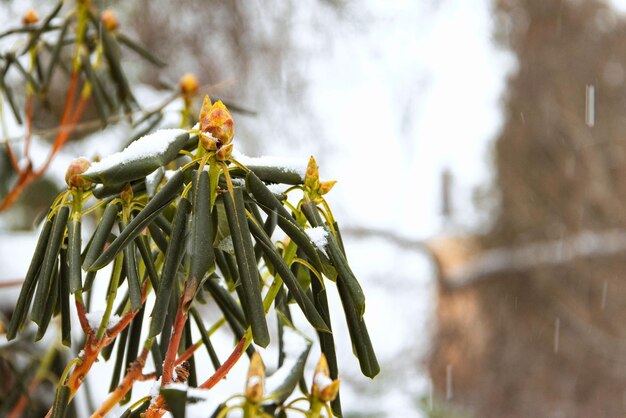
left=109, top=327, right=130, bottom=393
left=59, top=249, right=71, bottom=347
left=337, top=279, right=380, bottom=378
left=50, top=384, right=70, bottom=418
left=247, top=217, right=330, bottom=333
left=123, top=307, right=145, bottom=403
left=7, top=216, right=53, bottom=339
left=188, top=170, right=215, bottom=300
left=160, top=386, right=187, bottom=418
left=31, top=206, right=69, bottom=326
left=123, top=235, right=142, bottom=312
left=190, top=306, right=221, bottom=371
left=88, top=170, right=185, bottom=271
left=222, top=188, right=270, bottom=347
left=310, top=263, right=342, bottom=416
left=246, top=172, right=334, bottom=279
left=301, top=200, right=365, bottom=315
left=82, top=203, right=119, bottom=270
left=149, top=198, right=191, bottom=338
left=35, top=258, right=59, bottom=341
left=67, top=219, right=82, bottom=293
left=136, top=235, right=160, bottom=291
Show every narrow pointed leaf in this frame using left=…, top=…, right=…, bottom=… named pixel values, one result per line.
left=59, top=249, right=71, bottom=346
left=124, top=307, right=145, bottom=402
left=136, top=235, right=160, bottom=291
left=67, top=219, right=82, bottom=293
left=301, top=200, right=365, bottom=316
left=149, top=198, right=191, bottom=338
left=246, top=172, right=332, bottom=278
left=7, top=216, right=53, bottom=339
left=109, top=327, right=130, bottom=392
left=44, top=17, right=70, bottom=87
left=35, top=258, right=59, bottom=341
left=337, top=279, right=379, bottom=378
left=189, top=170, right=215, bottom=296
left=89, top=170, right=185, bottom=271
left=247, top=218, right=330, bottom=333
left=31, top=206, right=69, bottom=325
left=123, top=237, right=142, bottom=312
left=82, top=203, right=119, bottom=270
left=222, top=188, right=269, bottom=347
left=116, top=32, right=167, bottom=67
left=50, top=384, right=70, bottom=418
left=190, top=306, right=221, bottom=371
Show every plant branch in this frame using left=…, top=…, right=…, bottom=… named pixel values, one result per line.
left=90, top=347, right=150, bottom=418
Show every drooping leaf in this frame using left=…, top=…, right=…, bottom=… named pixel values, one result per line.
left=31, top=206, right=69, bottom=326
left=7, top=216, right=53, bottom=339
left=222, top=188, right=269, bottom=347
left=149, top=198, right=191, bottom=338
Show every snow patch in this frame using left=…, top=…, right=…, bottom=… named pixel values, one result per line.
left=232, top=150, right=307, bottom=178
left=85, top=310, right=121, bottom=331
left=84, top=129, right=187, bottom=175
left=314, top=373, right=334, bottom=391
left=266, top=183, right=289, bottom=195
left=217, top=236, right=235, bottom=255
left=306, top=227, right=328, bottom=254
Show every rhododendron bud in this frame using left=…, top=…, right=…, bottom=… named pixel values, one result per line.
left=101, top=9, right=119, bottom=31
left=179, top=73, right=199, bottom=97
left=66, top=157, right=92, bottom=190
left=311, top=354, right=339, bottom=403
left=216, top=143, right=233, bottom=161
left=22, top=8, right=39, bottom=26
left=245, top=353, right=265, bottom=404
left=200, top=97, right=234, bottom=145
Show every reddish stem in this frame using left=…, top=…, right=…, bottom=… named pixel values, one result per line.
left=199, top=336, right=246, bottom=390
left=161, top=295, right=189, bottom=385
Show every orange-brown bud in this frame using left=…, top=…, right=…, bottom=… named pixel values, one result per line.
left=319, top=180, right=337, bottom=195
left=22, top=8, right=39, bottom=26
left=179, top=73, right=199, bottom=97
left=245, top=353, right=265, bottom=404
left=311, top=354, right=339, bottom=403
left=305, top=156, right=320, bottom=192
left=199, top=132, right=218, bottom=151
left=215, top=143, right=233, bottom=161
left=200, top=99, right=234, bottom=145
left=101, top=10, right=119, bottom=31
left=65, top=157, right=92, bottom=190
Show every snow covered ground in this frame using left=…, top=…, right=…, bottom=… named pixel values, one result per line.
left=0, top=0, right=513, bottom=416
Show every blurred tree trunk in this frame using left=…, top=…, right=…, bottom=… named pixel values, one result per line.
left=429, top=1, right=626, bottom=417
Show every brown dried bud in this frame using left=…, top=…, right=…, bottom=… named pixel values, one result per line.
left=120, top=183, right=133, bottom=205
left=65, top=157, right=92, bottom=190
left=311, top=354, right=339, bottom=403
left=101, top=10, right=119, bottom=31
left=174, top=361, right=191, bottom=383
left=179, top=73, right=199, bottom=97
left=215, top=143, right=233, bottom=161
left=199, top=97, right=234, bottom=146
left=22, top=8, right=39, bottom=26
left=245, top=353, right=265, bottom=404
